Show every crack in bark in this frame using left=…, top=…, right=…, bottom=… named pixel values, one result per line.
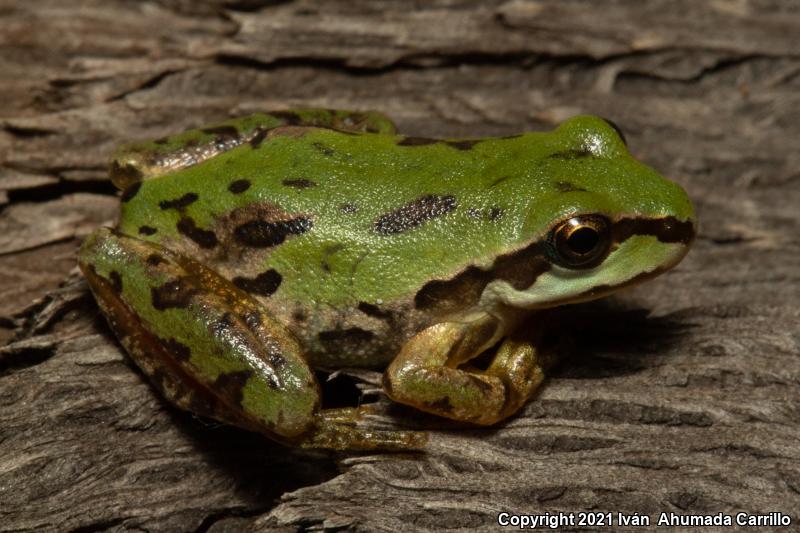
left=615, top=52, right=778, bottom=84
left=192, top=505, right=273, bottom=533
left=0, top=342, right=56, bottom=373
left=223, top=0, right=295, bottom=13
left=68, top=517, right=128, bottom=533
left=213, top=50, right=600, bottom=76
left=3, top=179, right=117, bottom=207
left=2, top=125, right=57, bottom=138
left=214, top=47, right=782, bottom=87
left=106, top=68, right=185, bottom=102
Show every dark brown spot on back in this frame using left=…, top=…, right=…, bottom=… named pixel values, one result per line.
left=397, top=136, right=438, bottom=147
left=374, top=194, right=457, bottom=235
left=159, top=192, right=198, bottom=210
left=120, top=181, right=142, bottom=203
left=228, top=179, right=251, bottom=194
left=139, top=225, right=157, bottom=236
left=177, top=217, right=218, bottom=249
left=282, top=178, right=316, bottom=189
left=154, top=137, right=168, bottom=145
left=151, top=279, right=196, bottom=310
left=234, top=217, right=312, bottom=248
left=232, top=269, right=282, bottom=297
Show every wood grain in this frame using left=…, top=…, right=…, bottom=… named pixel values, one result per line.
left=1, top=1, right=798, bottom=531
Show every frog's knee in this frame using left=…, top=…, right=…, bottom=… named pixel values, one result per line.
left=382, top=360, right=422, bottom=407
left=240, top=369, right=320, bottom=439
left=78, top=227, right=123, bottom=273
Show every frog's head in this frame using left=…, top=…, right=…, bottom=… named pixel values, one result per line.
left=490, top=115, right=696, bottom=309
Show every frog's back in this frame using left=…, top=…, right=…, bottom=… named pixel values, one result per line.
left=115, top=127, right=542, bottom=365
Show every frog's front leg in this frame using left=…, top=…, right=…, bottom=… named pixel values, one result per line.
left=383, top=313, right=552, bottom=425
left=110, top=109, right=397, bottom=189
left=78, top=228, right=423, bottom=451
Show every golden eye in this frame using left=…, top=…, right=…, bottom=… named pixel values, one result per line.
left=547, top=215, right=612, bottom=269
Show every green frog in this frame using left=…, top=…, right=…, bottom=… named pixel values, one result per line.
left=78, top=109, right=695, bottom=450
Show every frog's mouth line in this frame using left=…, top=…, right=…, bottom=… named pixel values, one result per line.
left=530, top=235, right=693, bottom=309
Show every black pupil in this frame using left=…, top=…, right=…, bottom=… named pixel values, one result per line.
left=567, top=227, right=599, bottom=255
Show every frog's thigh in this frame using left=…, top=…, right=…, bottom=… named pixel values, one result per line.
left=78, top=228, right=320, bottom=440
left=383, top=315, right=548, bottom=425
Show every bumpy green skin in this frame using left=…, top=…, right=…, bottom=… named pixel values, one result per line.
left=79, top=110, right=695, bottom=449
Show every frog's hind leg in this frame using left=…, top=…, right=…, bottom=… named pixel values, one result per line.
left=110, top=109, right=396, bottom=190
left=297, top=407, right=426, bottom=451
left=78, top=227, right=424, bottom=451
left=383, top=313, right=554, bottom=425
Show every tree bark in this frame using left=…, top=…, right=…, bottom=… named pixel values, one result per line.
left=1, top=1, right=798, bottom=531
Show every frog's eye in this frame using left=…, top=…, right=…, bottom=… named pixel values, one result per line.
left=547, top=215, right=612, bottom=269
left=601, top=118, right=627, bottom=146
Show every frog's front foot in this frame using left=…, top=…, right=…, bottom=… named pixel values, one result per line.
left=384, top=315, right=550, bottom=425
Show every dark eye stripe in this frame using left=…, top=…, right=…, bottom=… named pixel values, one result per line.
left=612, top=216, right=695, bottom=245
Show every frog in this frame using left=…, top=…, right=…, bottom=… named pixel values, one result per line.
left=78, top=108, right=696, bottom=451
